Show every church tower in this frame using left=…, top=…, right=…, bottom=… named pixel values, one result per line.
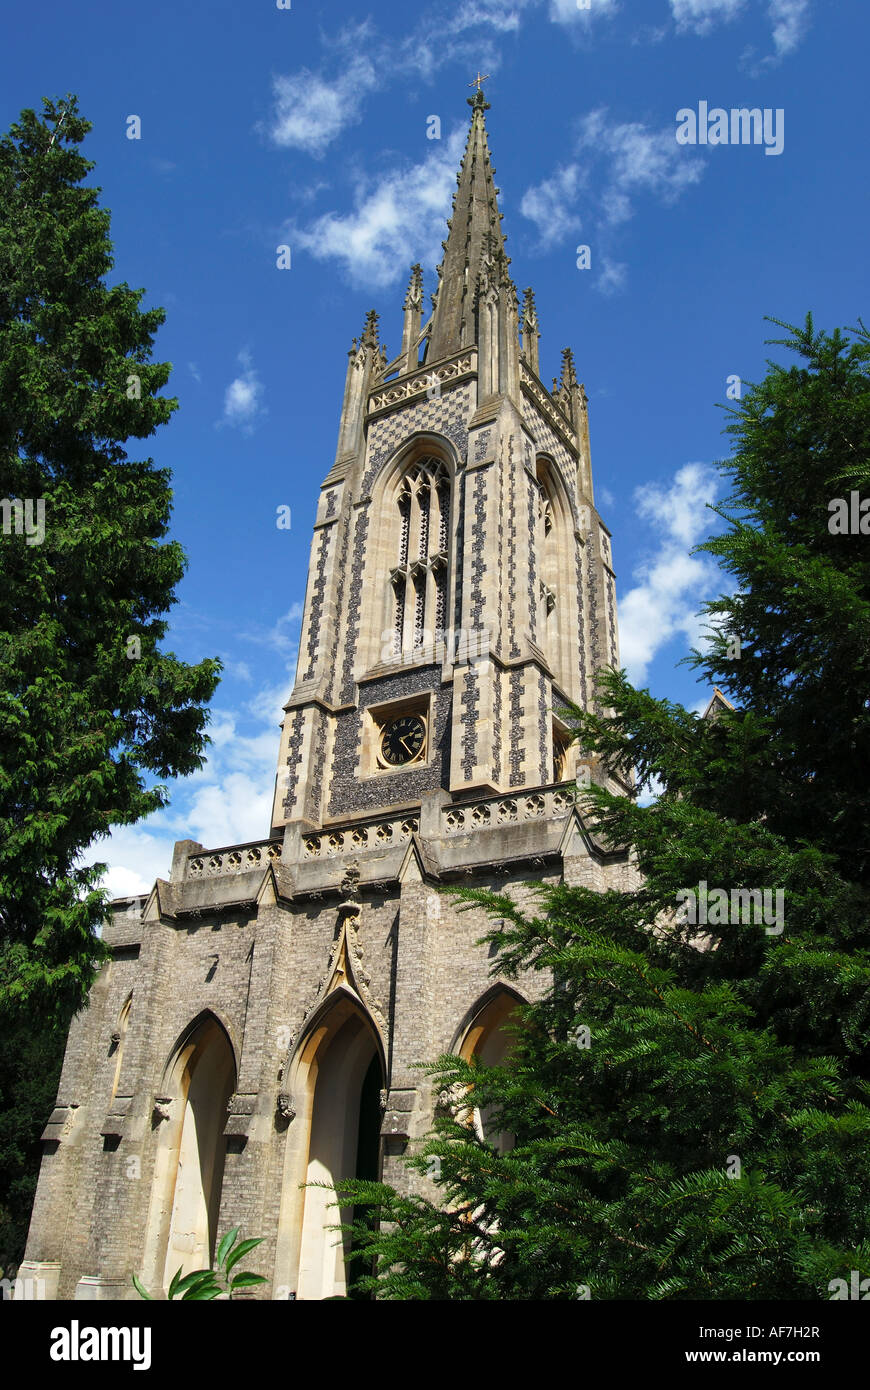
left=272, top=86, right=619, bottom=837
left=18, top=89, right=633, bottom=1302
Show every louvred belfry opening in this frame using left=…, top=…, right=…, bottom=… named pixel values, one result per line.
left=391, top=457, right=450, bottom=657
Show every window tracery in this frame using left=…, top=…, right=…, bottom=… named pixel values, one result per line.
left=391, top=457, right=450, bottom=658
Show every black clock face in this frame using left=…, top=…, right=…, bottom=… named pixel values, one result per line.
left=381, top=714, right=426, bottom=766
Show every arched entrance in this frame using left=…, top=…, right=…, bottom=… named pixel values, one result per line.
left=291, top=995, right=385, bottom=1300
left=456, top=987, right=525, bottom=1153
left=140, top=1012, right=236, bottom=1294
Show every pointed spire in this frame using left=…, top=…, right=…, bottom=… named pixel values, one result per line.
left=403, top=263, right=423, bottom=312
left=560, top=346, right=578, bottom=390
left=522, top=287, right=540, bottom=377
left=553, top=347, right=587, bottom=440
left=335, top=312, right=383, bottom=461
left=401, top=264, right=424, bottom=371
left=361, top=309, right=380, bottom=349
left=428, top=92, right=509, bottom=363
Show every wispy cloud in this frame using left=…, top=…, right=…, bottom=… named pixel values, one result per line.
left=669, top=0, right=746, bottom=35
left=741, top=0, right=812, bottom=68
left=266, top=2, right=618, bottom=158
left=81, top=598, right=307, bottom=896
left=219, top=348, right=265, bottom=431
left=578, top=109, right=706, bottom=226
left=520, top=165, right=585, bottom=250
left=521, top=109, right=704, bottom=290
left=548, top=0, right=620, bottom=24
left=84, top=678, right=298, bottom=895
left=768, top=0, right=811, bottom=55
left=238, top=601, right=304, bottom=663
left=617, top=463, right=721, bottom=684
left=670, top=0, right=812, bottom=62
left=83, top=717, right=279, bottom=894
left=289, top=126, right=468, bottom=289
left=268, top=28, right=379, bottom=158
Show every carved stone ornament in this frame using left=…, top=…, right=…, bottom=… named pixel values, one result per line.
left=276, top=1092, right=296, bottom=1123
left=436, top=1082, right=466, bottom=1115
left=340, top=866, right=361, bottom=900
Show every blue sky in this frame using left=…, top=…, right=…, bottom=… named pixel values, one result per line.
left=3, top=0, right=866, bottom=894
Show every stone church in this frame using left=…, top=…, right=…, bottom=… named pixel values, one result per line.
left=20, top=89, right=635, bottom=1300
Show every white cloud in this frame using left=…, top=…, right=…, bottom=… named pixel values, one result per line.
left=289, top=127, right=468, bottom=289
left=521, top=110, right=704, bottom=290
left=671, top=0, right=811, bottom=58
left=617, top=463, right=721, bottom=683
left=768, top=0, right=811, bottom=56
left=239, top=601, right=304, bottom=661
left=220, top=658, right=253, bottom=682
left=84, top=707, right=283, bottom=896
left=88, top=827, right=173, bottom=898
left=549, top=0, right=619, bottom=24
left=596, top=255, right=628, bottom=295
left=80, top=601, right=306, bottom=898
left=669, top=0, right=746, bottom=33
left=182, top=771, right=275, bottom=851
left=597, top=484, right=616, bottom=509
left=449, top=0, right=529, bottom=34
left=220, top=349, right=264, bottom=430
left=266, top=0, right=620, bottom=159
left=520, top=165, right=585, bottom=249
left=266, top=0, right=811, bottom=167
left=269, top=52, right=378, bottom=158
left=244, top=681, right=292, bottom=730
left=577, top=110, right=706, bottom=226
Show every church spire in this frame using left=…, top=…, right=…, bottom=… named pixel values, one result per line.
left=428, top=85, right=509, bottom=364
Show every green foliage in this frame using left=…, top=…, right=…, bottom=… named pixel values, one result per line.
left=0, top=95, right=221, bottom=1023
left=132, top=1228, right=268, bottom=1301
left=334, top=317, right=870, bottom=1299
left=0, top=1012, right=67, bottom=1276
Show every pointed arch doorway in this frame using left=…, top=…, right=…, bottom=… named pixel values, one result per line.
left=140, top=1012, right=237, bottom=1294
left=456, top=986, right=525, bottom=1154
left=293, top=993, right=385, bottom=1301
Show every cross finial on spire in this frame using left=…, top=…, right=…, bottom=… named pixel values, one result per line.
left=467, top=72, right=491, bottom=111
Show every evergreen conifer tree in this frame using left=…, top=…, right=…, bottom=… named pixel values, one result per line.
left=0, top=95, right=220, bottom=1022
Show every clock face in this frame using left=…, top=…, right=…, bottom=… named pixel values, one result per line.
left=381, top=714, right=426, bottom=767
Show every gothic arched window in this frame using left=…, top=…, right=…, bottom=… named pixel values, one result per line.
left=390, top=457, right=450, bottom=658
left=536, top=462, right=558, bottom=645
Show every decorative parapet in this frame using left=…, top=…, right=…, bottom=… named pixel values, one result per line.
left=441, top=785, right=576, bottom=834
left=368, top=349, right=476, bottom=416
left=186, top=839, right=282, bottom=881
left=520, top=361, right=578, bottom=456
left=302, top=815, right=419, bottom=860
